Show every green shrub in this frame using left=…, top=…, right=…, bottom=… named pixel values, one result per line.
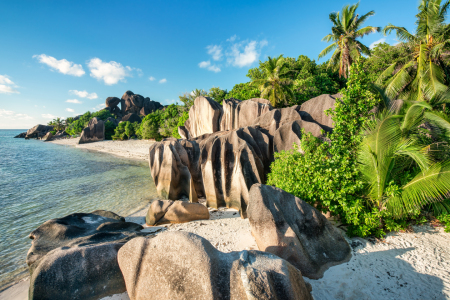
left=104, top=121, right=116, bottom=140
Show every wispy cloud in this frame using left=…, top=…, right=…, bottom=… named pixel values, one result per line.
left=87, top=58, right=135, bottom=85
left=370, top=38, right=386, bottom=49
left=159, top=78, right=167, bottom=83
left=92, top=103, right=105, bottom=111
left=227, top=39, right=268, bottom=67
left=14, top=113, right=33, bottom=120
left=33, top=54, right=85, bottom=76
left=207, top=45, right=223, bottom=61
left=149, top=76, right=156, bottom=81
left=227, top=35, right=237, bottom=42
left=0, top=75, right=19, bottom=94
left=199, top=61, right=221, bottom=73
left=69, top=90, right=98, bottom=99
left=42, top=114, right=57, bottom=120
left=66, top=108, right=75, bottom=112
left=66, top=99, right=82, bottom=104
left=0, top=109, right=15, bottom=116
left=0, top=109, right=33, bottom=120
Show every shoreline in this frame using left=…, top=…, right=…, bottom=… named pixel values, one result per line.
left=49, top=137, right=155, bottom=162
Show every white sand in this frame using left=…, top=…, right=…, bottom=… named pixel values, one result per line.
left=2, top=139, right=449, bottom=299
left=49, top=138, right=155, bottom=161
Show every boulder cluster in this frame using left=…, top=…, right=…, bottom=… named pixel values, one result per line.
left=150, top=94, right=338, bottom=217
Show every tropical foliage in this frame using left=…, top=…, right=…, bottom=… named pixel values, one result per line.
left=319, top=3, right=380, bottom=78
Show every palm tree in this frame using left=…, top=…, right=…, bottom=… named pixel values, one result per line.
left=48, top=117, right=65, bottom=131
left=358, top=102, right=450, bottom=217
left=319, top=3, right=380, bottom=78
left=379, top=0, right=450, bottom=104
left=251, top=55, right=294, bottom=107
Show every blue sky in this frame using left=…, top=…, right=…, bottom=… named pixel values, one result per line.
left=0, top=0, right=418, bottom=129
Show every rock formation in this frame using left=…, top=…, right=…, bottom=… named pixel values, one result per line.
left=118, top=232, right=313, bottom=300
left=146, top=200, right=209, bottom=225
left=78, top=117, right=105, bottom=144
left=121, top=90, right=163, bottom=116
left=298, top=94, right=338, bottom=132
left=184, top=96, right=223, bottom=138
left=14, top=132, right=27, bottom=138
left=25, top=124, right=54, bottom=139
left=247, top=184, right=352, bottom=279
left=150, top=94, right=334, bottom=215
left=42, top=132, right=53, bottom=141
left=121, top=113, right=141, bottom=124
left=27, top=210, right=145, bottom=300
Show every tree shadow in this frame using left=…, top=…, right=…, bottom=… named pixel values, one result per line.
left=305, top=241, right=447, bottom=300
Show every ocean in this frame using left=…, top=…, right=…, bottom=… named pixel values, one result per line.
left=0, top=129, right=157, bottom=290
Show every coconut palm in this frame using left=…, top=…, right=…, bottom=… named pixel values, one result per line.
left=358, top=102, right=450, bottom=217
left=251, top=55, right=294, bottom=107
left=48, top=117, right=65, bottom=131
left=319, top=3, right=380, bottom=78
left=379, top=0, right=450, bottom=104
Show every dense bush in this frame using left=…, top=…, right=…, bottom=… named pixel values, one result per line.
left=112, top=121, right=139, bottom=140
left=66, top=109, right=114, bottom=136
left=104, top=121, right=116, bottom=140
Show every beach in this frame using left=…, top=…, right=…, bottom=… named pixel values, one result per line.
left=1, top=139, right=450, bottom=300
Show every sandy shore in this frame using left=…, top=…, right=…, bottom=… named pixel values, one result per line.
left=1, top=138, right=449, bottom=299
left=49, top=137, right=155, bottom=161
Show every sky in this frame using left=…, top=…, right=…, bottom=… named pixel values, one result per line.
left=0, top=0, right=418, bottom=129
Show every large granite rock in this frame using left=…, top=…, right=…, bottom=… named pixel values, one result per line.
left=27, top=210, right=145, bottom=300
left=118, top=232, right=313, bottom=300
left=184, top=96, right=223, bottom=138
left=42, top=132, right=53, bottom=141
left=106, top=96, right=121, bottom=108
left=149, top=126, right=271, bottom=217
left=247, top=184, right=352, bottom=279
left=178, top=125, right=190, bottom=139
left=25, top=124, right=54, bottom=139
left=145, top=200, right=209, bottom=225
left=121, top=113, right=141, bottom=124
left=299, top=94, right=338, bottom=132
left=78, top=117, right=105, bottom=144
left=219, top=98, right=272, bottom=131
left=140, top=98, right=163, bottom=116
left=14, top=132, right=27, bottom=138
left=120, top=90, right=162, bottom=116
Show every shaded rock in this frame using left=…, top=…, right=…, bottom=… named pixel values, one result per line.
left=14, top=132, right=27, bottom=138
left=177, top=125, right=190, bottom=139
left=299, top=94, right=337, bottom=132
left=185, top=96, right=223, bottom=138
left=219, top=98, right=241, bottom=131
left=106, top=117, right=120, bottom=126
left=78, top=117, right=105, bottom=144
left=219, top=98, right=272, bottom=131
left=145, top=200, right=209, bottom=225
left=27, top=210, right=145, bottom=300
left=25, top=124, right=54, bottom=139
left=149, top=139, right=199, bottom=202
left=121, top=91, right=144, bottom=114
left=106, top=96, right=121, bottom=108
left=42, top=132, right=53, bottom=141
left=248, top=184, right=352, bottom=279
left=118, top=232, right=313, bottom=300
left=121, top=113, right=141, bottom=124
left=140, top=98, right=163, bottom=116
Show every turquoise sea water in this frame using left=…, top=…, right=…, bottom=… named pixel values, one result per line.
left=0, top=129, right=157, bottom=290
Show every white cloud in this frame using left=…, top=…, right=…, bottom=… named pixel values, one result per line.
left=136, top=68, right=143, bottom=77
left=159, top=78, right=167, bottom=83
left=0, top=75, right=19, bottom=94
left=227, top=35, right=237, bottom=42
left=198, top=61, right=221, bottom=73
left=87, top=58, right=134, bottom=85
left=66, top=108, right=75, bottom=112
left=227, top=40, right=267, bottom=67
left=69, top=90, right=98, bottom=99
left=92, top=103, right=105, bottom=111
left=66, top=99, right=82, bottom=104
left=33, top=54, right=85, bottom=76
left=207, top=45, right=223, bottom=61
left=370, top=38, right=386, bottom=49
left=14, top=113, right=33, bottom=120
left=149, top=76, right=155, bottom=81
left=42, top=114, right=56, bottom=120
left=0, top=109, right=14, bottom=116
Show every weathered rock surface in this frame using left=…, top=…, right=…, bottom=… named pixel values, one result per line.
left=25, top=124, right=54, bottom=139
left=146, top=200, right=209, bottom=225
left=247, top=184, right=352, bottom=279
left=120, top=90, right=163, bottom=116
left=121, top=113, right=141, bottom=124
left=118, top=232, right=313, bottom=300
left=299, top=94, right=338, bottom=132
left=79, top=117, right=105, bottom=144
left=184, top=96, right=223, bottom=138
left=14, top=132, right=27, bottom=138
left=219, top=98, right=272, bottom=131
left=27, top=210, right=145, bottom=300
left=178, top=125, right=190, bottom=139
left=42, top=132, right=53, bottom=141
left=106, top=96, right=121, bottom=108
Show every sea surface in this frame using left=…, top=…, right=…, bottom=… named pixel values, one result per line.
left=0, top=129, right=158, bottom=290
